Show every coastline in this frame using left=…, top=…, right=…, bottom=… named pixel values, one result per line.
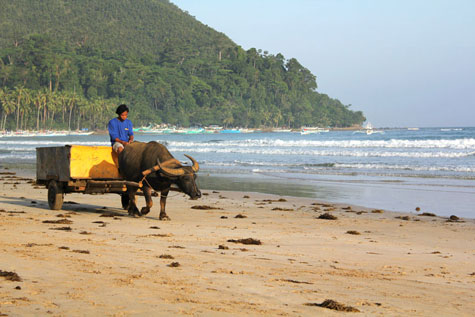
left=3, top=164, right=474, bottom=219
left=1, top=168, right=474, bottom=315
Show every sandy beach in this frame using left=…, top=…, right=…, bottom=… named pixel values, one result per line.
left=0, top=168, right=474, bottom=316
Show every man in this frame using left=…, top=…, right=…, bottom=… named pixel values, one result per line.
left=108, top=104, right=134, bottom=154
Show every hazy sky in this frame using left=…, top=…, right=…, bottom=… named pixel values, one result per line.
left=171, top=0, right=474, bottom=127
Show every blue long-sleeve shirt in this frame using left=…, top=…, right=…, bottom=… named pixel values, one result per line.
left=108, top=118, right=134, bottom=145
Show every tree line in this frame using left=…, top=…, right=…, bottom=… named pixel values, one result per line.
left=0, top=86, right=118, bottom=131
left=0, top=34, right=364, bottom=131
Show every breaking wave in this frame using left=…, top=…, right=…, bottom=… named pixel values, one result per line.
left=168, top=138, right=475, bottom=150
left=169, top=147, right=474, bottom=158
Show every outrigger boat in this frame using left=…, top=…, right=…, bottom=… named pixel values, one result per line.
left=300, top=127, right=329, bottom=135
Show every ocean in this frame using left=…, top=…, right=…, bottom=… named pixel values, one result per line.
left=1, top=127, right=474, bottom=218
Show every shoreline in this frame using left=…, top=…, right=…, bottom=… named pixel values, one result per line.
left=1, top=168, right=475, bottom=315
left=3, top=164, right=473, bottom=219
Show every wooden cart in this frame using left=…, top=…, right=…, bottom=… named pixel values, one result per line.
left=36, top=145, right=141, bottom=210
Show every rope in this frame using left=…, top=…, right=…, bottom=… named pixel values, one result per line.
left=140, top=174, right=182, bottom=198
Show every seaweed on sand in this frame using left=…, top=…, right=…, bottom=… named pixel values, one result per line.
left=49, top=226, right=72, bottom=231
left=227, top=238, right=262, bottom=245
left=42, top=219, right=73, bottom=224
left=272, top=207, right=294, bottom=211
left=72, top=249, right=90, bottom=254
left=305, top=299, right=360, bottom=312
left=0, top=270, right=22, bottom=282
left=317, top=213, right=338, bottom=220
left=191, top=205, right=223, bottom=210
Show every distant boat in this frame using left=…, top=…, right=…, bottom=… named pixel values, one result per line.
left=221, top=129, right=241, bottom=133
left=67, top=131, right=94, bottom=136
left=407, top=128, right=419, bottom=131
left=182, top=128, right=205, bottom=134
left=365, top=123, right=374, bottom=135
left=353, top=122, right=384, bottom=135
left=441, top=128, right=463, bottom=132
left=140, top=129, right=165, bottom=134
left=272, top=128, right=292, bottom=133
left=133, top=125, right=155, bottom=132
left=300, top=127, right=329, bottom=135
left=204, top=125, right=223, bottom=133
left=3, top=130, right=69, bottom=137
left=166, top=128, right=204, bottom=134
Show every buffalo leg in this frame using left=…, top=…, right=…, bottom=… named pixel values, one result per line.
left=140, top=185, right=153, bottom=216
left=159, top=188, right=170, bottom=221
left=127, top=187, right=140, bottom=217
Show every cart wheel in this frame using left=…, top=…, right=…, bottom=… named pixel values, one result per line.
left=48, top=180, right=64, bottom=210
left=121, top=193, right=130, bottom=210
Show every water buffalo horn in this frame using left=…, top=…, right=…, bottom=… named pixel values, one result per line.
left=158, top=159, right=185, bottom=177
left=161, top=158, right=182, bottom=168
left=184, top=154, right=199, bottom=172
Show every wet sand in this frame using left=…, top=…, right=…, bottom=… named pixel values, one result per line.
left=0, top=170, right=474, bottom=316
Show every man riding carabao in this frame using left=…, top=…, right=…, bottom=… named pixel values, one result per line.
left=108, top=104, right=134, bottom=154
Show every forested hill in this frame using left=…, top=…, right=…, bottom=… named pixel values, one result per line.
left=0, top=0, right=365, bottom=131
left=0, top=0, right=234, bottom=59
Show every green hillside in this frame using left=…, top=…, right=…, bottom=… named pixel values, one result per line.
left=0, top=0, right=234, bottom=58
left=0, top=0, right=365, bottom=131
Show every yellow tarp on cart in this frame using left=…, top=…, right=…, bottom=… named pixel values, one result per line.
left=70, top=145, right=120, bottom=179
left=36, top=145, right=120, bottom=181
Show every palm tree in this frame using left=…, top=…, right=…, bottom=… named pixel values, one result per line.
left=14, top=86, right=26, bottom=131
left=75, top=96, right=89, bottom=131
left=46, top=91, right=58, bottom=129
left=33, top=89, right=46, bottom=131
left=67, top=91, right=78, bottom=131
left=19, top=89, right=32, bottom=130
left=0, top=87, right=6, bottom=131
left=272, top=109, right=283, bottom=128
left=0, top=89, right=15, bottom=131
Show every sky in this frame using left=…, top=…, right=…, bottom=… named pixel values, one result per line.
left=171, top=0, right=475, bottom=127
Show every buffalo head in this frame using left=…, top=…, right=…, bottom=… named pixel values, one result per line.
left=157, top=155, right=201, bottom=199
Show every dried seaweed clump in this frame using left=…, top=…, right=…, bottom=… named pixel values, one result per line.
left=72, top=249, right=90, bottom=254
left=191, top=205, right=223, bottom=210
left=318, top=213, right=338, bottom=220
left=49, top=226, right=72, bottom=231
left=305, top=299, right=360, bottom=312
left=227, top=238, right=262, bottom=245
left=0, top=270, right=22, bottom=282
left=446, top=215, right=464, bottom=223
left=272, top=207, right=294, bottom=211
left=42, top=219, right=73, bottom=224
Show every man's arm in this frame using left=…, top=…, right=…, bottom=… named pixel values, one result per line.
left=128, top=121, right=134, bottom=143
left=114, top=137, right=129, bottom=145
left=108, top=120, right=120, bottom=142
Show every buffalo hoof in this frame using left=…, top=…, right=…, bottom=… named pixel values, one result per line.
left=128, top=211, right=141, bottom=218
left=140, top=207, right=151, bottom=216
left=159, top=214, right=171, bottom=221
left=128, top=206, right=141, bottom=217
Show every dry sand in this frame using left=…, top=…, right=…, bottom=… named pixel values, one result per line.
left=0, top=169, right=474, bottom=316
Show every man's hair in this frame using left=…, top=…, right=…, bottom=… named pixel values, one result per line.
left=116, top=104, right=129, bottom=115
